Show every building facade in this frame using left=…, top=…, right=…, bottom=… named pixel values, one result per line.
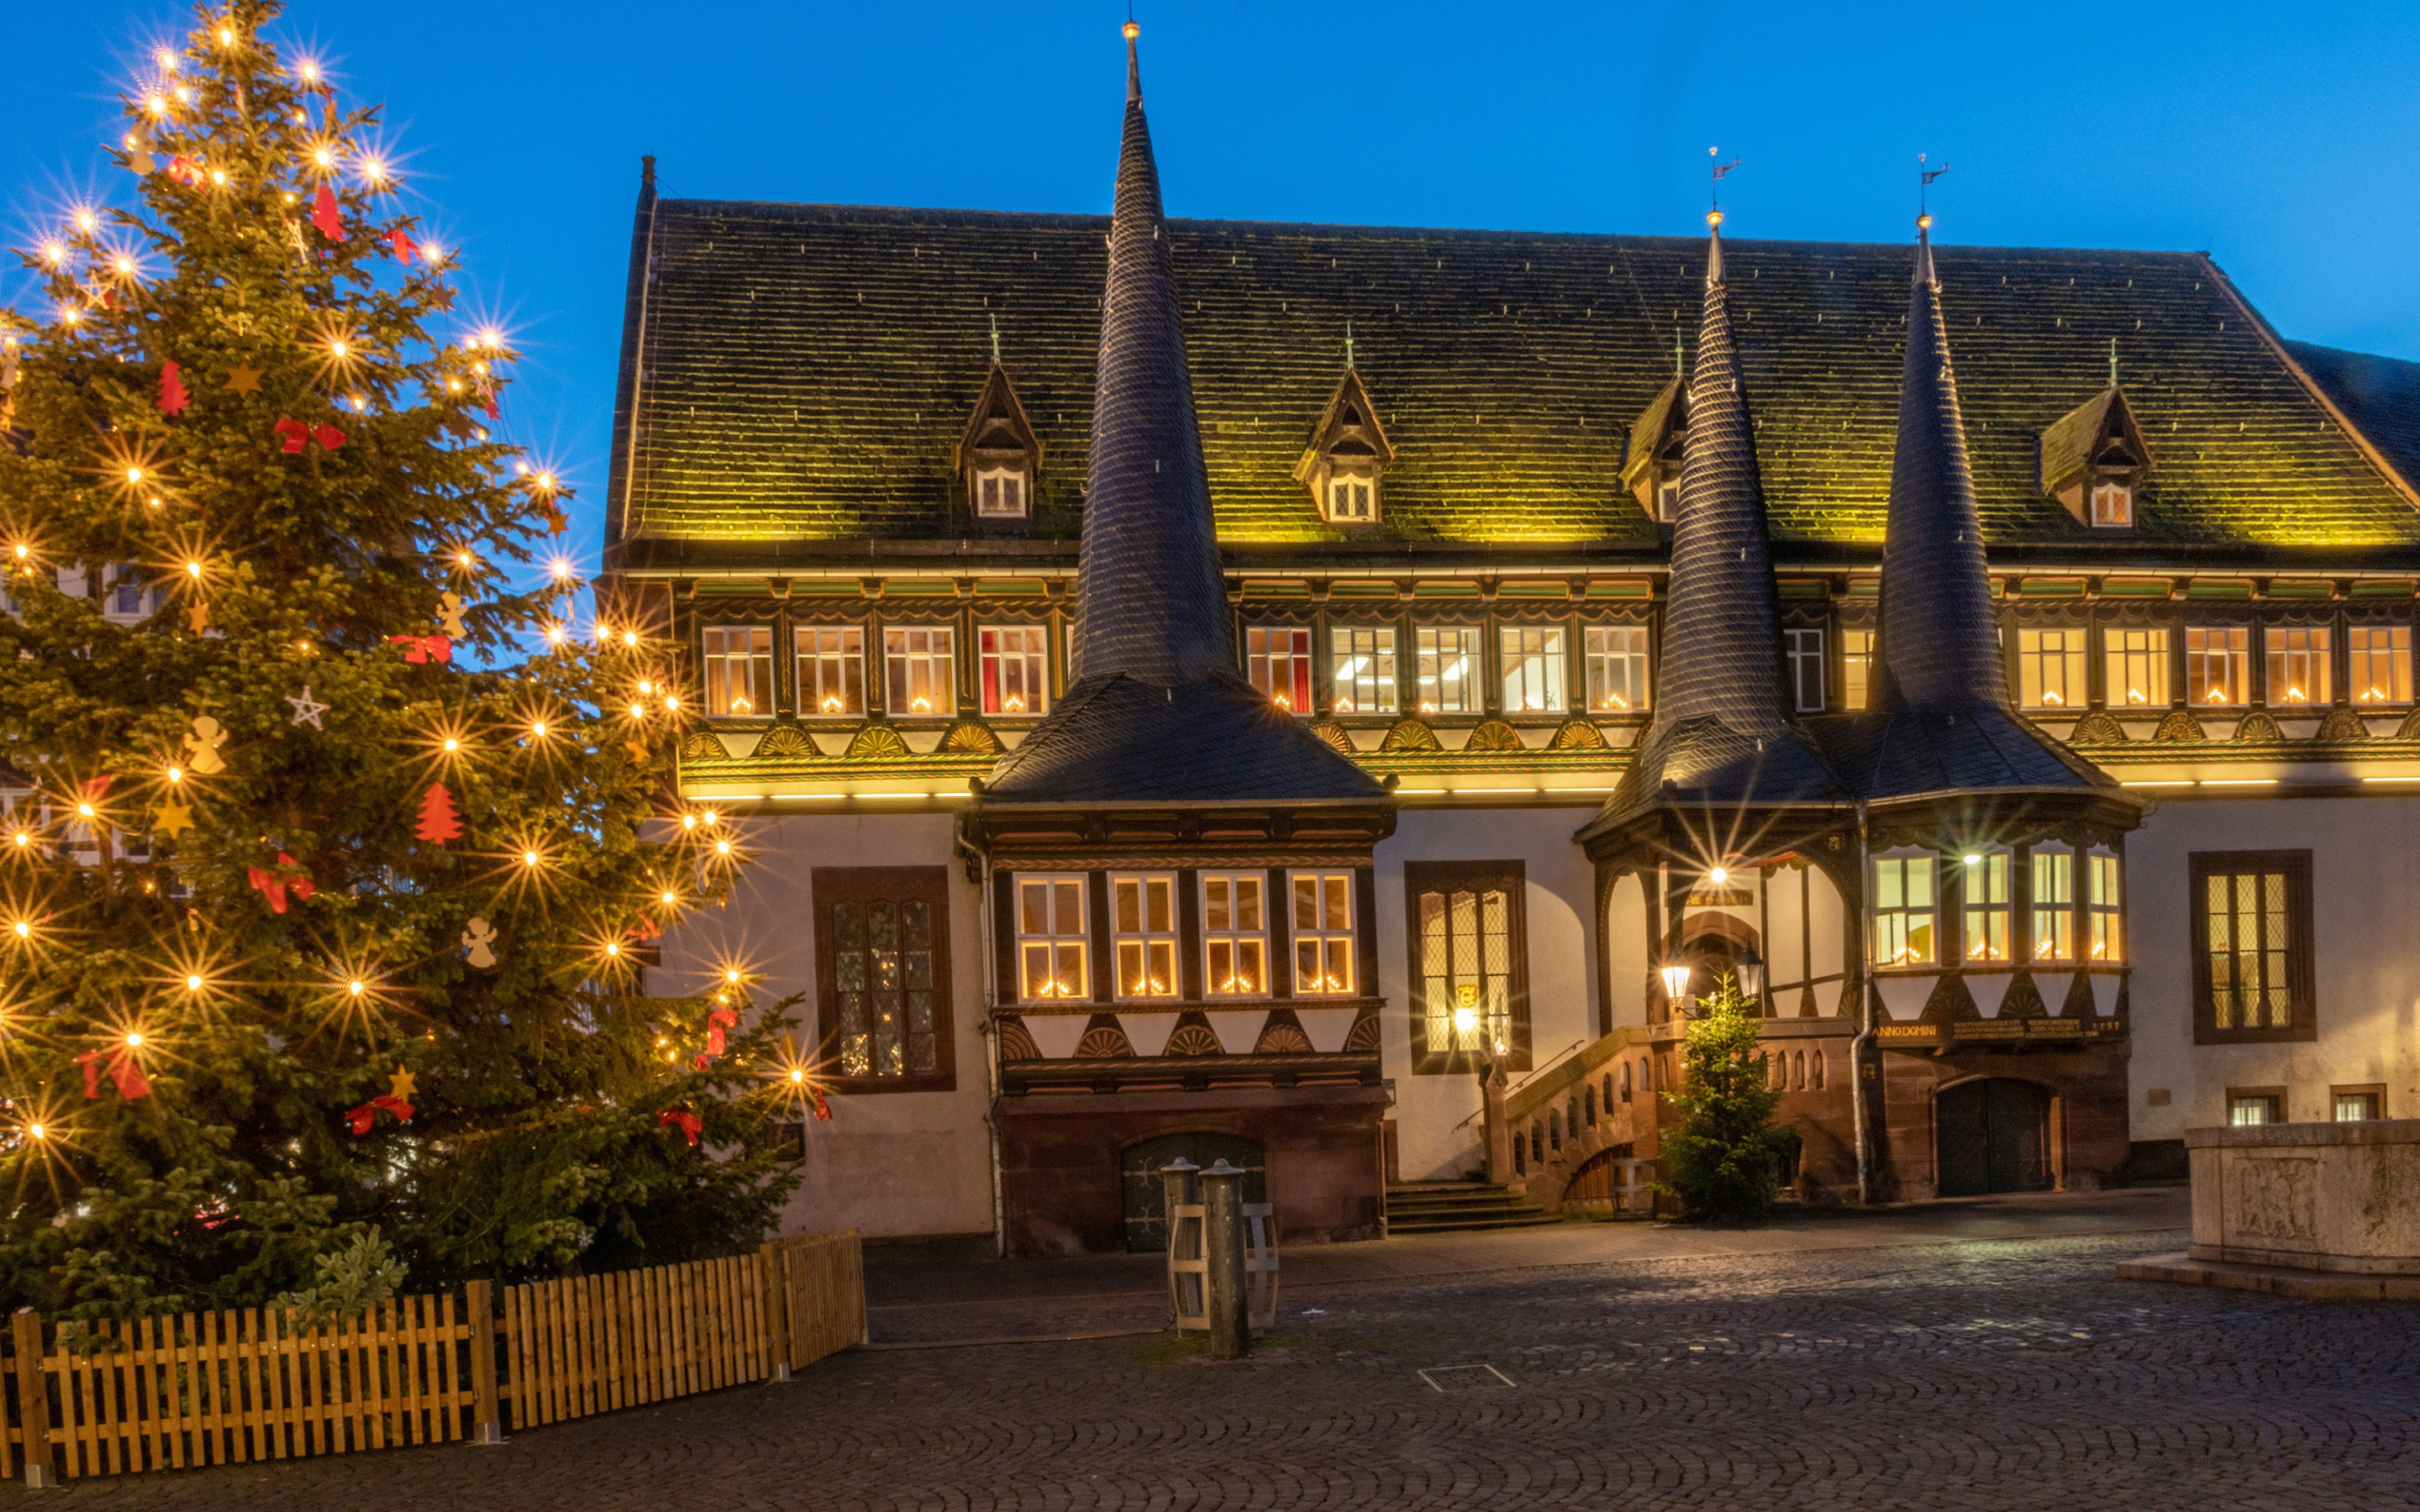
left=606, top=39, right=2420, bottom=1254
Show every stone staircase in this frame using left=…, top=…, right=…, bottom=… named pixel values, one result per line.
left=1384, top=1180, right=1560, bottom=1235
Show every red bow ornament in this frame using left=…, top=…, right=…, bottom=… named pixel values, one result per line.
left=388, top=634, right=453, bottom=664
left=311, top=182, right=345, bottom=241
left=656, top=1108, right=704, bottom=1147
left=246, top=852, right=317, bottom=914
left=345, top=1094, right=415, bottom=1135
left=76, top=1046, right=154, bottom=1100
left=692, top=1006, right=739, bottom=1069
left=274, top=416, right=346, bottom=454
left=389, top=226, right=421, bottom=265
left=165, top=155, right=205, bottom=188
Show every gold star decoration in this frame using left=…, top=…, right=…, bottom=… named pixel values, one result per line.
left=223, top=365, right=262, bottom=395
left=151, top=800, right=194, bottom=837
left=186, top=600, right=210, bottom=633
left=387, top=1067, right=418, bottom=1102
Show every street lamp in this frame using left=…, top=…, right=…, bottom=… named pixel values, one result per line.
left=1737, top=947, right=1766, bottom=1005
left=1660, top=961, right=1694, bottom=1011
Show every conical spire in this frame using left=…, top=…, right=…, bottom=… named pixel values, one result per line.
left=1873, top=215, right=2006, bottom=711
left=1649, top=213, right=1790, bottom=741
left=1072, top=23, right=1229, bottom=685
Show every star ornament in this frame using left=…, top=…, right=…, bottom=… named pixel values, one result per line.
left=223, top=365, right=263, bottom=396
left=151, top=800, right=195, bottom=837
left=387, top=1067, right=417, bottom=1102
left=286, top=685, right=329, bottom=730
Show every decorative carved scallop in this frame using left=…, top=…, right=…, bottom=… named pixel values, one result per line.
left=1342, top=1012, right=1381, bottom=1053
left=1463, top=719, right=1524, bottom=753
left=2153, top=710, right=2207, bottom=743
left=2317, top=706, right=2369, bottom=744
left=2401, top=706, right=2420, bottom=740
left=1307, top=718, right=1355, bottom=754
left=751, top=722, right=820, bottom=760
left=1164, top=1024, right=1223, bottom=1057
left=1379, top=718, right=1442, bottom=753
left=678, top=731, right=731, bottom=763
left=843, top=723, right=912, bottom=759
left=2067, top=710, right=2128, bottom=746
left=941, top=720, right=1002, bottom=756
left=2232, top=711, right=2284, bottom=745
left=1547, top=718, right=1607, bottom=751
left=995, top=1017, right=1042, bottom=1062
left=1253, top=1021, right=1316, bottom=1054
left=1076, top=1024, right=1136, bottom=1058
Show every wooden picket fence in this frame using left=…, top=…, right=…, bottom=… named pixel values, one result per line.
left=2, top=1230, right=863, bottom=1483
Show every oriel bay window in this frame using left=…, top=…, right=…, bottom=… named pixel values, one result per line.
left=979, top=624, right=1050, bottom=716
left=1842, top=629, right=1874, bottom=710
left=1405, top=861, right=1526, bottom=1071
left=1415, top=625, right=1481, bottom=714
left=2186, top=626, right=2249, bottom=706
left=2018, top=627, right=2088, bottom=711
left=884, top=626, right=956, bottom=717
left=1960, top=851, right=2011, bottom=963
left=1201, top=873, right=1268, bottom=997
left=1784, top=627, right=1825, bottom=713
left=2264, top=625, right=2329, bottom=706
left=2104, top=627, right=2170, bottom=709
left=701, top=625, right=773, bottom=717
left=1585, top=625, right=1650, bottom=713
left=2191, top=849, right=2314, bottom=1043
left=1111, top=874, right=1178, bottom=1000
left=813, top=867, right=952, bottom=1090
left=1870, top=853, right=1937, bottom=967
left=1246, top=627, right=1313, bottom=713
left=2031, top=845, right=2075, bottom=963
left=2349, top=624, right=2412, bottom=704
left=1330, top=626, right=1397, bottom=715
left=1290, top=871, right=1356, bottom=995
left=1015, top=874, right=1088, bottom=1003
left=796, top=625, right=865, bottom=716
left=1500, top=625, right=1567, bottom=713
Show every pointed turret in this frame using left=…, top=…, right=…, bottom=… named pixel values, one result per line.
left=1873, top=217, right=2006, bottom=711
left=1071, top=23, right=1229, bottom=685
left=1650, top=213, right=1791, bottom=742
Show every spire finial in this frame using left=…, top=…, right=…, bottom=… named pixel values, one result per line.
left=1708, top=145, right=1740, bottom=213
left=1124, top=16, right=1140, bottom=102
left=1918, top=153, right=1949, bottom=214
left=990, top=314, right=1001, bottom=365
left=1912, top=211, right=1936, bottom=287
left=2109, top=336, right=2119, bottom=389
left=1344, top=320, right=1355, bottom=370
left=1673, top=330, right=1684, bottom=376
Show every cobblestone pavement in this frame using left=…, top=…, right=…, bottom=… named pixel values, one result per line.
left=34, top=1218, right=2420, bottom=1510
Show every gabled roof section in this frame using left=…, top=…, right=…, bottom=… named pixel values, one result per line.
left=2286, top=340, right=2420, bottom=500
left=605, top=208, right=2420, bottom=553
left=1292, top=367, right=1394, bottom=483
left=957, top=361, right=1043, bottom=474
left=2039, top=385, right=2153, bottom=496
left=1619, top=373, right=1685, bottom=496
left=1874, top=223, right=2007, bottom=713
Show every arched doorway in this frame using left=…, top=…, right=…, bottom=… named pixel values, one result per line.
left=1120, top=1132, right=1267, bottom=1252
left=1935, top=1079, right=2051, bottom=1196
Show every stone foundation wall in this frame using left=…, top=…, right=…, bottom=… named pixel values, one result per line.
left=2186, top=1119, right=2420, bottom=1274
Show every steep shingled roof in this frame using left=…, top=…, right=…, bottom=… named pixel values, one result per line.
left=608, top=205, right=2420, bottom=553
left=2287, top=341, right=2420, bottom=500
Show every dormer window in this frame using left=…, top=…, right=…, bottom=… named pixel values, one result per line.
left=957, top=356, right=1042, bottom=526
left=2091, top=481, right=2132, bottom=527
left=2040, top=381, right=2153, bottom=529
left=1295, top=365, right=1393, bottom=528
left=1622, top=374, right=1688, bottom=522
left=975, top=467, right=1026, bottom=518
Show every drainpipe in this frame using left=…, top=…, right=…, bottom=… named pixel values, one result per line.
left=1849, top=800, right=1875, bottom=1206
left=957, top=819, right=1008, bottom=1259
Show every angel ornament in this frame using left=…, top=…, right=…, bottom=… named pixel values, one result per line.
left=462, top=916, right=498, bottom=969
left=184, top=715, right=229, bottom=775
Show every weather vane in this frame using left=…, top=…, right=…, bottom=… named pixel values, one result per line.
left=1919, top=153, right=1950, bottom=218
left=1709, top=146, right=1741, bottom=213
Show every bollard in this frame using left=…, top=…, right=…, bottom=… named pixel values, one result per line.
left=1159, top=1158, right=1202, bottom=1328
left=464, top=1279, right=505, bottom=1445
left=13, top=1308, right=52, bottom=1486
left=1200, top=1158, right=1250, bottom=1360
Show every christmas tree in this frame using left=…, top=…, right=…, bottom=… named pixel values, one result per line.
left=1655, top=974, right=1798, bottom=1221
left=0, top=0, right=810, bottom=1326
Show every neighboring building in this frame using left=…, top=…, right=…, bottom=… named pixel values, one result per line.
left=608, top=35, right=2420, bottom=1254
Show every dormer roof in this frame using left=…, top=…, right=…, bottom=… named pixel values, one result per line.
left=2039, top=385, right=2153, bottom=497
left=957, top=361, right=1044, bottom=475
left=1292, top=367, right=1394, bottom=484
left=1620, top=373, right=1686, bottom=496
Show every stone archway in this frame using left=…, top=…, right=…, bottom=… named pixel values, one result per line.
left=1934, top=1078, right=2053, bottom=1196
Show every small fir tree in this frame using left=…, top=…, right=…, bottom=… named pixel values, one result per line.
left=1656, top=974, right=1796, bottom=1222
left=0, top=0, right=809, bottom=1325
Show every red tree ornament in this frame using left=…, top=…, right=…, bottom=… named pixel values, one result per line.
left=158, top=360, right=190, bottom=416
left=388, top=634, right=453, bottom=664
left=415, top=782, right=462, bottom=845
left=165, top=155, right=205, bottom=188
left=345, top=1094, right=414, bottom=1135
left=311, top=182, right=345, bottom=241
left=389, top=226, right=420, bottom=265
left=692, top=1005, right=739, bottom=1068
left=275, top=417, right=347, bottom=454
left=246, top=852, right=318, bottom=914
left=656, top=1108, right=704, bottom=1147
left=76, top=1046, right=154, bottom=1100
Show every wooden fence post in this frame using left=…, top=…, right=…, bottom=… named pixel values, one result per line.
left=464, top=1281, right=504, bottom=1445
left=757, top=1243, right=793, bottom=1383
left=12, top=1308, right=53, bottom=1487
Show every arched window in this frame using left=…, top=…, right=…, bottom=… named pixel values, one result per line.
left=1547, top=1110, right=1562, bottom=1152
left=1512, top=1131, right=1526, bottom=1174
left=1812, top=1048, right=1826, bottom=1089
left=1792, top=1050, right=1806, bottom=1090
left=1565, top=1096, right=1580, bottom=1140
left=1602, top=1073, right=1615, bottom=1111
left=1530, top=1122, right=1544, bottom=1163
left=1584, top=1085, right=1597, bottom=1126
left=1619, top=1063, right=1632, bottom=1103
left=1770, top=1052, right=1786, bottom=1090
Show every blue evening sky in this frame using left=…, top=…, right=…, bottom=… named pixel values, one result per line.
left=8, top=0, right=2418, bottom=559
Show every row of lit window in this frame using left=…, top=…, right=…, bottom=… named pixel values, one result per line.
left=2020, top=624, right=2412, bottom=711
left=1868, top=848, right=2123, bottom=969
left=1012, top=871, right=1356, bottom=1005
left=1249, top=623, right=1651, bottom=716
left=698, top=624, right=1051, bottom=719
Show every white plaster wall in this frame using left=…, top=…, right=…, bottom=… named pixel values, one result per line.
left=653, top=812, right=997, bottom=1242
left=1374, top=807, right=1598, bottom=1180
left=1606, top=873, right=1648, bottom=1027
left=2128, top=795, right=2420, bottom=1140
